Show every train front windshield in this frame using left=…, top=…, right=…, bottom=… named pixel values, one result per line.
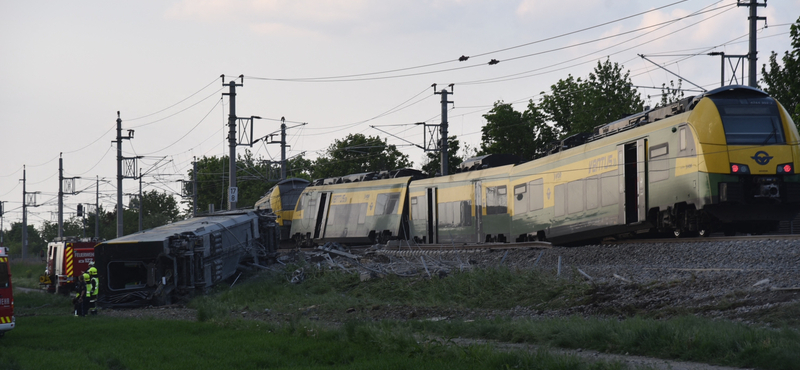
left=714, top=98, right=785, bottom=145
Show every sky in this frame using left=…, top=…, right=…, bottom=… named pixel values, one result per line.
left=1, top=0, right=798, bottom=233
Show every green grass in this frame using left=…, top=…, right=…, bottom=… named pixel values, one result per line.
left=3, top=313, right=630, bottom=370
left=400, top=315, right=800, bottom=370
left=7, top=264, right=800, bottom=370
left=189, top=265, right=589, bottom=321
left=8, top=259, right=45, bottom=289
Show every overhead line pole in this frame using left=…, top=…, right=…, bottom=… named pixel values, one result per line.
left=434, top=84, right=454, bottom=176
left=737, top=0, right=766, bottom=88
left=222, top=75, right=243, bottom=211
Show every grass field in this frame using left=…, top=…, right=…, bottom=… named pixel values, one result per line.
left=4, top=260, right=800, bottom=370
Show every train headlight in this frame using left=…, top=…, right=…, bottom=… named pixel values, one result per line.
left=777, top=163, right=794, bottom=174
left=731, top=163, right=750, bottom=174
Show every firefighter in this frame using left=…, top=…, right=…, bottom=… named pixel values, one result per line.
left=73, top=273, right=87, bottom=317
left=87, top=263, right=99, bottom=315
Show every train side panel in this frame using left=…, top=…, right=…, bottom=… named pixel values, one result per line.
left=408, top=166, right=512, bottom=244
left=291, top=176, right=414, bottom=246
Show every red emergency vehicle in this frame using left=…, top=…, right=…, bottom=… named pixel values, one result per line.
left=39, top=237, right=98, bottom=294
left=0, top=247, right=15, bottom=336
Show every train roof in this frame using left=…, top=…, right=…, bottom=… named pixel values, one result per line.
left=312, top=168, right=425, bottom=186
left=99, top=210, right=259, bottom=244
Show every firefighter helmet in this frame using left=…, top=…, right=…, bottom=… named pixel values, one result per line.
left=87, top=266, right=97, bottom=276
left=83, top=273, right=90, bottom=282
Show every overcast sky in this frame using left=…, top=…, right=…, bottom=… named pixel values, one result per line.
left=1, top=0, right=798, bottom=231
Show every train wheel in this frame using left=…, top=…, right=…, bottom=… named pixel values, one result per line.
left=673, top=228, right=682, bottom=238
left=697, top=228, right=710, bottom=237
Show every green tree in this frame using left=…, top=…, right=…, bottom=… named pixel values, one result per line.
left=186, top=150, right=275, bottom=215
left=40, top=217, right=87, bottom=242
left=4, top=222, right=45, bottom=258
left=311, top=133, right=412, bottom=179
left=761, top=16, right=800, bottom=127
left=479, top=100, right=559, bottom=161
left=422, top=135, right=464, bottom=177
left=286, top=155, right=313, bottom=180
left=660, top=79, right=685, bottom=106
left=128, top=190, right=182, bottom=231
left=540, top=59, right=644, bottom=136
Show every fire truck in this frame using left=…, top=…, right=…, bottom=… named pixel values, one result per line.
left=0, top=247, right=14, bottom=337
left=39, top=237, right=99, bottom=294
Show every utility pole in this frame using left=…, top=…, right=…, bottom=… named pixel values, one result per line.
left=21, top=166, right=26, bottom=259
left=192, top=158, right=198, bottom=217
left=222, top=75, right=243, bottom=210
left=738, top=0, right=766, bottom=88
left=259, top=117, right=306, bottom=181
left=20, top=166, right=40, bottom=259
left=138, top=168, right=143, bottom=232
left=115, top=111, right=136, bottom=238
left=281, top=117, right=287, bottom=180
left=58, top=153, right=79, bottom=238
left=0, top=201, right=5, bottom=248
left=95, top=176, right=99, bottom=239
left=434, top=84, right=454, bottom=176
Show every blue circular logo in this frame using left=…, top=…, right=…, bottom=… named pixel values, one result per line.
left=751, top=151, right=773, bottom=165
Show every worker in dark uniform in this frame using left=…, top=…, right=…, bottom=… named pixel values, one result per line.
left=74, top=273, right=87, bottom=317
left=87, top=263, right=99, bottom=315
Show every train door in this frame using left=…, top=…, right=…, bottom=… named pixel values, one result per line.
left=619, top=139, right=647, bottom=224
left=474, top=181, right=483, bottom=242
left=312, top=192, right=332, bottom=239
left=426, top=187, right=438, bottom=244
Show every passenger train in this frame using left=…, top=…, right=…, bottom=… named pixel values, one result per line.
left=258, top=85, right=800, bottom=246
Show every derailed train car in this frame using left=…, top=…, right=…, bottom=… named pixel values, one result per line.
left=290, top=169, right=425, bottom=246
left=254, top=178, right=310, bottom=240
left=95, top=210, right=279, bottom=307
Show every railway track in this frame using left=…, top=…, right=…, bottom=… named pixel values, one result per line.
left=279, top=233, right=800, bottom=254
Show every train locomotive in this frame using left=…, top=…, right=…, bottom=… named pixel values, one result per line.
left=284, top=85, right=800, bottom=247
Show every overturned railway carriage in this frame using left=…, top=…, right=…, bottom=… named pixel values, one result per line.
left=291, top=169, right=425, bottom=246
left=254, top=178, right=310, bottom=240
left=408, top=85, right=800, bottom=245
left=95, top=210, right=279, bottom=307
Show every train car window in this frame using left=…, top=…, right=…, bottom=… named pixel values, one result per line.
left=357, top=203, right=367, bottom=224
left=554, top=184, right=565, bottom=217
left=714, top=99, right=784, bottom=145
left=411, top=195, right=427, bottom=220
left=375, top=193, right=400, bottom=215
left=586, top=176, right=598, bottom=210
left=439, top=202, right=451, bottom=226
left=375, top=194, right=387, bottom=215
left=568, top=180, right=584, bottom=214
left=601, top=170, right=618, bottom=206
left=513, top=184, right=527, bottom=214
left=486, top=186, right=508, bottom=215
left=461, top=201, right=473, bottom=226
left=451, top=202, right=461, bottom=226
left=529, top=179, right=544, bottom=211
left=680, top=129, right=687, bottom=151
left=649, top=143, right=670, bottom=182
